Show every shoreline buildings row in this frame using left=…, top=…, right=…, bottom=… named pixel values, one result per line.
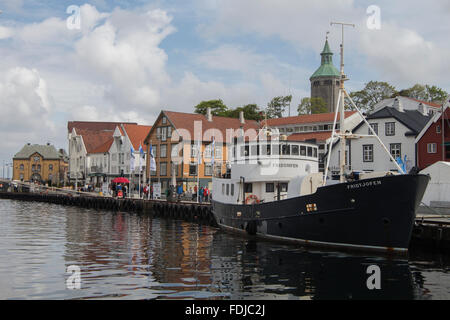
left=10, top=38, right=450, bottom=198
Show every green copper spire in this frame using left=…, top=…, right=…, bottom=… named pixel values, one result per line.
left=310, top=39, right=340, bottom=79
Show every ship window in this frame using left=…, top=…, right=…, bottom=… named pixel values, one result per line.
left=307, top=147, right=313, bottom=157
left=272, top=144, right=280, bottom=155
left=244, top=183, right=252, bottom=193
left=280, top=183, right=288, bottom=192
left=266, top=144, right=271, bottom=155
left=222, top=183, right=225, bottom=195
left=313, top=148, right=317, bottom=158
left=291, top=145, right=299, bottom=155
left=226, top=184, right=229, bottom=196
left=281, top=144, right=290, bottom=155
left=266, top=183, right=274, bottom=192
left=231, top=184, right=234, bottom=196
left=300, top=146, right=306, bottom=156
left=251, top=144, right=259, bottom=156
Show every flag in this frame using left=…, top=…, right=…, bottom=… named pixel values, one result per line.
left=139, top=144, right=145, bottom=171
left=211, top=137, right=215, bottom=166
left=197, top=140, right=202, bottom=165
left=149, top=144, right=156, bottom=171
left=130, top=145, right=135, bottom=171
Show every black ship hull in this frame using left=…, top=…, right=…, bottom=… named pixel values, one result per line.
left=211, top=174, right=430, bottom=253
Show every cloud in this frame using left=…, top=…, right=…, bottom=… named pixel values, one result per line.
left=0, top=67, right=60, bottom=159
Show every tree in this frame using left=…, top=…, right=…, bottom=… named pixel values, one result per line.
left=194, top=99, right=228, bottom=116
left=297, top=97, right=328, bottom=115
left=348, top=81, right=397, bottom=113
left=266, top=95, right=292, bottom=118
left=225, top=104, right=264, bottom=121
left=399, top=84, right=448, bottom=104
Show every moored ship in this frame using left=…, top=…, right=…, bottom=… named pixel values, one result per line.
left=211, top=25, right=430, bottom=253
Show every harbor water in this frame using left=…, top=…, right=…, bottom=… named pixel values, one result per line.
left=0, top=199, right=449, bottom=300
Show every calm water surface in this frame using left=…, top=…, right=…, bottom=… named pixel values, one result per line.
left=0, top=199, right=449, bottom=300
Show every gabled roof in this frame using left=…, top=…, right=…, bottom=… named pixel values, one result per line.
left=122, top=124, right=152, bottom=151
left=145, top=110, right=260, bottom=144
left=264, top=111, right=357, bottom=127
left=89, top=137, right=114, bottom=154
left=75, top=129, right=115, bottom=154
left=14, top=144, right=66, bottom=160
left=67, top=121, right=136, bottom=133
left=365, top=107, right=431, bottom=135
left=415, top=105, right=450, bottom=143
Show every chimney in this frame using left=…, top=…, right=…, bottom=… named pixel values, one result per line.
left=239, top=111, right=245, bottom=125
left=206, top=107, right=212, bottom=122
left=393, top=97, right=403, bottom=112
left=418, top=103, right=427, bottom=116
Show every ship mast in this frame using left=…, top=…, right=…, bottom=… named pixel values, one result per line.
left=322, top=22, right=404, bottom=186
left=331, top=22, right=354, bottom=183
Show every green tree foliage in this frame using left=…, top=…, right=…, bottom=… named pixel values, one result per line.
left=348, top=81, right=397, bottom=113
left=266, top=95, right=292, bottom=118
left=194, top=99, right=228, bottom=116
left=225, top=104, right=264, bottom=121
left=398, top=84, right=448, bottom=104
left=297, top=97, right=328, bottom=115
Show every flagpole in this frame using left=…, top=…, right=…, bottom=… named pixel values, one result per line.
left=197, top=139, right=200, bottom=203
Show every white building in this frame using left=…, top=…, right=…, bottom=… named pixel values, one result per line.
left=327, top=97, right=432, bottom=177
left=67, top=122, right=151, bottom=190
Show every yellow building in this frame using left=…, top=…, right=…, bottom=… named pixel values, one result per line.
left=13, top=143, right=69, bottom=185
left=143, top=110, right=260, bottom=193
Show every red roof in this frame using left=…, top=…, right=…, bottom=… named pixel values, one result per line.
left=156, top=111, right=261, bottom=143
left=89, top=137, right=114, bottom=154
left=287, top=131, right=337, bottom=142
left=76, top=129, right=115, bottom=154
left=123, top=124, right=152, bottom=151
left=264, top=111, right=357, bottom=127
left=68, top=121, right=137, bottom=133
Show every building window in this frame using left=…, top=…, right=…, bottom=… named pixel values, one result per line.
left=162, top=116, right=167, bottom=124
left=363, top=144, right=374, bottom=162
left=19, top=173, right=24, bottom=180
left=390, top=143, right=401, bottom=159
left=369, top=123, right=378, bottom=135
left=191, top=144, right=198, bottom=158
left=160, top=127, right=167, bottom=141
left=160, top=144, right=167, bottom=158
left=160, top=162, right=167, bottom=176
left=427, top=143, right=437, bottom=154
left=19, top=164, right=24, bottom=171
left=204, top=163, right=213, bottom=176
left=436, top=125, right=441, bottom=133
left=266, top=183, right=274, bottom=193
left=49, top=164, right=53, bottom=171
left=385, top=122, right=396, bottom=136
left=215, top=145, right=222, bottom=159
left=189, top=163, right=197, bottom=176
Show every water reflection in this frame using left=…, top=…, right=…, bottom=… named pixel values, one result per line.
left=0, top=199, right=449, bottom=299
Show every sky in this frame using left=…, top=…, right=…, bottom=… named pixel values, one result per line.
left=0, top=0, right=450, bottom=175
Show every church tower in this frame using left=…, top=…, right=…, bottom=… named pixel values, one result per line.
left=310, top=38, right=340, bottom=113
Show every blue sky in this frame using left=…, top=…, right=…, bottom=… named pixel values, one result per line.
left=0, top=0, right=449, bottom=171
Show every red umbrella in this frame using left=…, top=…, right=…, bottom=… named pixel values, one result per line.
left=112, top=177, right=130, bottom=183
